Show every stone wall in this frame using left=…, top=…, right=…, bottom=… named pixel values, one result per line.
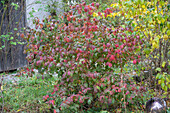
left=26, top=0, right=63, bottom=29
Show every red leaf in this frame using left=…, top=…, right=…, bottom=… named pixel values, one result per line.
left=110, top=55, right=115, bottom=61
left=106, top=62, right=112, bottom=67
left=54, top=109, right=56, bottom=113
left=125, top=91, right=129, bottom=95
left=96, top=3, right=100, bottom=9
left=115, top=44, right=119, bottom=48
left=133, top=60, right=137, bottom=64
left=26, top=68, right=29, bottom=71
left=20, top=34, right=24, bottom=38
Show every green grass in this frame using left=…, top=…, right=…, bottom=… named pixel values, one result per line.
left=1, top=75, right=57, bottom=112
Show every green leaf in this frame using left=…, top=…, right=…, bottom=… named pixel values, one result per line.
left=156, top=67, right=161, bottom=72
left=0, top=45, right=5, bottom=49
left=161, top=82, right=165, bottom=88
left=156, top=73, right=161, bottom=79
left=14, top=7, right=18, bottom=10
left=87, top=99, right=91, bottom=105
left=35, top=1, right=41, bottom=4
left=10, top=37, right=14, bottom=40
left=100, top=111, right=109, bottom=113
left=10, top=42, right=17, bottom=45
left=8, top=32, right=13, bottom=35
left=112, top=98, right=115, bottom=104
left=164, top=86, right=167, bottom=92
left=167, top=30, right=170, bottom=36
left=17, top=42, right=25, bottom=45
left=144, top=48, right=150, bottom=55
left=14, top=28, right=18, bottom=31
left=162, top=61, right=166, bottom=68
left=11, top=2, right=15, bottom=6
left=96, top=86, right=100, bottom=90
left=121, top=25, right=125, bottom=28
left=38, top=8, right=43, bottom=11
left=2, top=34, right=10, bottom=38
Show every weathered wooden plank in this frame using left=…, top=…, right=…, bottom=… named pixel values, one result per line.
left=0, top=0, right=27, bottom=72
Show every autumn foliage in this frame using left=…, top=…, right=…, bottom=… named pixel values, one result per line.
left=22, top=1, right=156, bottom=112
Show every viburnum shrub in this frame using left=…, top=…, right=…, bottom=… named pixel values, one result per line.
left=23, top=1, right=146, bottom=112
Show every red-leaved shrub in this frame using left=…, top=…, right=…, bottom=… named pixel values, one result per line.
left=23, top=1, right=146, bottom=112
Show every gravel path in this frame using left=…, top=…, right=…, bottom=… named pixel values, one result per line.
left=0, top=73, right=20, bottom=83
left=0, top=69, right=58, bottom=84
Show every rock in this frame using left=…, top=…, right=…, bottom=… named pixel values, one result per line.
left=145, top=97, right=167, bottom=113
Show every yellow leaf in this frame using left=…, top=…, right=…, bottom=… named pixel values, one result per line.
left=112, top=13, right=117, bottom=17
left=93, top=12, right=98, bottom=17
left=163, top=28, right=167, bottom=33
left=111, top=3, right=118, bottom=8
left=144, top=31, right=148, bottom=37
left=163, top=92, right=168, bottom=95
left=158, top=20, right=161, bottom=24
left=161, top=18, right=165, bottom=23
left=163, top=35, right=169, bottom=40
left=147, top=11, right=150, bottom=14
left=158, top=80, right=161, bottom=84
left=167, top=30, right=170, bottom=36
left=150, top=37, right=153, bottom=41
left=110, top=4, right=114, bottom=7
left=162, top=61, right=166, bottom=68
left=166, top=77, right=170, bottom=83
left=142, top=5, right=145, bottom=9
left=117, top=12, right=121, bottom=16
left=157, top=35, right=161, bottom=39
left=152, top=42, right=158, bottom=49
left=160, top=10, right=163, bottom=15
left=107, top=14, right=112, bottom=18
left=149, top=31, right=153, bottom=36
left=167, top=22, right=170, bottom=29
left=101, top=13, right=105, bottom=18
left=1, top=86, right=3, bottom=91
left=165, top=1, right=168, bottom=5
left=154, top=56, right=158, bottom=58
left=132, top=21, right=137, bottom=25
left=17, top=109, right=21, bottom=112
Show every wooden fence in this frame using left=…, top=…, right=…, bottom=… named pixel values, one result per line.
left=0, top=0, right=27, bottom=72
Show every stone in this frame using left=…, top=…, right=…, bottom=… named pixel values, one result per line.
left=146, top=97, right=167, bottom=113
left=26, top=0, right=63, bottom=29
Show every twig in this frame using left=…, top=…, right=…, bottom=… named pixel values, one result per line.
left=0, top=75, right=4, bottom=113
left=120, top=62, right=126, bottom=113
